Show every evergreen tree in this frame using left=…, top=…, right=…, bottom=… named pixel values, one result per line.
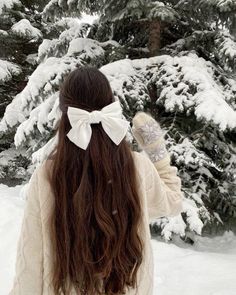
left=0, top=0, right=46, bottom=113
left=0, top=0, right=46, bottom=184
left=1, top=0, right=236, bottom=242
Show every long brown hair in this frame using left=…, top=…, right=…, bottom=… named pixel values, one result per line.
left=47, top=67, right=144, bottom=294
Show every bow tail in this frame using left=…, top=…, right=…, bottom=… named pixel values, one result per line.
left=66, top=122, right=92, bottom=150
left=102, top=118, right=130, bottom=145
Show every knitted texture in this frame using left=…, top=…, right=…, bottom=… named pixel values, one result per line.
left=9, top=150, right=183, bottom=295
left=131, top=111, right=170, bottom=170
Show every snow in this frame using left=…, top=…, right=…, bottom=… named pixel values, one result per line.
left=0, top=56, right=81, bottom=133
left=14, top=92, right=60, bottom=146
left=215, top=0, right=236, bottom=12
left=25, top=53, right=38, bottom=65
left=0, top=60, right=21, bottom=82
left=11, top=19, right=42, bottom=40
left=67, top=37, right=105, bottom=58
left=37, top=21, right=91, bottom=62
left=37, top=39, right=56, bottom=62
left=101, top=54, right=236, bottom=131
left=1, top=184, right=236, bottom=295
left=0, top=36, right=114, bottom=139
left=78, top=13, right=99, bottom=25
left=0, top=29, right=8, bottom=36
left=0, top=0, right=20, bottom=14
left=58, top=22, right=89, bottom=42
left=153, top=233, right=236, bottom=295
left=32, top=132, right=59, bottom=164
left=101, top=59, right=136, bottom=77
left=55, top=13, right=98, bottom=27
left=215, top=30, right=236, bottom=71
left=2, top=52, right=235, bottom=165
left=168, top=137, right=217, bottom=168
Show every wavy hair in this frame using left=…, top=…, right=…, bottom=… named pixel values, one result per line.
left=46, top=67, right=144, bottom=294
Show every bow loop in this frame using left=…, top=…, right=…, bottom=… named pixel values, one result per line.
left=66, top=101, right=130, bottom=150
left=88, top=110, right=102, bottom=124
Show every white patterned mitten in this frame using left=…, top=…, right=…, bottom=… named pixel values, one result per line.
left=131, top=111, right=170, bottom=167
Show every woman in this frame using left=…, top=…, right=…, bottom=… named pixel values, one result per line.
left=9, top=67, right=183, bottom=295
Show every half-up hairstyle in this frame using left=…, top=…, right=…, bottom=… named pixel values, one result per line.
left=46, top=66, right=144, bottom=295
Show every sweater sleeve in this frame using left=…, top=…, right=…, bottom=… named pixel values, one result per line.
left=8, top=167, right=43, bottom=295
left=144, top=153, right=184, bottom=222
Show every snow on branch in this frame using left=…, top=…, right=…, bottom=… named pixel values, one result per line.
left=0, top=60, right=21, bottom=83
left=37, top=22, right=91, bottom=62
left=148, top=53, right=236, bottom=131
left=0, top=0, right=20, bottom=14
left=0, top=56, right=82, bottom=133
left=215, top=30, right=236, bottom=72
left=11, top=19, right=43, bottom=41
left=2, top=52, right=236, bottom=151
left=102, top=53, right=236, bottom=131
left=0, top=37, right=109, bottom=146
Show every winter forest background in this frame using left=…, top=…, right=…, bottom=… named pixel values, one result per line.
left=0, top=0, right=236, bottom=245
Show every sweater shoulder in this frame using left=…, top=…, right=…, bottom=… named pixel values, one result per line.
left=32, top=158, right=53, bottom=186
left=131, top=150, right=153, bottom=186
left=131, top=150, right=153, bottom=172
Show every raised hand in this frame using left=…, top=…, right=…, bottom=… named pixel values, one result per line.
left=131, top=111, right=169, bottom=163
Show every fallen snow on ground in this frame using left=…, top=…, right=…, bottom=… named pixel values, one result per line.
left=0, top=184, right=236, bottom=295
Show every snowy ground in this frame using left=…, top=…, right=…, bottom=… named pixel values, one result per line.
left=0, top=184, right=236, bottom=295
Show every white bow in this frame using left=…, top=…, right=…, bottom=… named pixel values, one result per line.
left=66, top=101, right=130, bottom=150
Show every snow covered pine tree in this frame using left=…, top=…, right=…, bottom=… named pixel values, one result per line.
left=0, top=0, right=236, bottom=242
left=0, top=0, right=46, bottom=184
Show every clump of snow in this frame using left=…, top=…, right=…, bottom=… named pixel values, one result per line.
left=25, top=53, right=38, bottom=65
left=67, top=37, right=105, bottom=59
left=37, top=39, right=56, bottom=62
left=0, top=60, right=21, bottom=82
left=100, top=59, right=136, bottom=77
left=11, top=19, right=42, bottom=41
left=0, top=29, right=8, bottom=36
left=0, top=0, right=20, bottom=14
left=150, top=196, right=204, bottom=241
left=79, top=13, right=99, bottom=25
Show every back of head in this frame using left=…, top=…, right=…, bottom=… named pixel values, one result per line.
left=47, top=66, right=144, bottom=295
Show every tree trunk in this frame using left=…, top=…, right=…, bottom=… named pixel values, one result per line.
left=148, top=20, right=161, bottom=57
left=230, top=15, right=236, bottom=39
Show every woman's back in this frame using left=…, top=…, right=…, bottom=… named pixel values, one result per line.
left=9, top=149, right=183, bottom=295
left=8, top=67, right=183, bottom=295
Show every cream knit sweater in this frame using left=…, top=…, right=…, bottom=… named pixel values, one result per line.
left=8, top=149, right=183, bottom=295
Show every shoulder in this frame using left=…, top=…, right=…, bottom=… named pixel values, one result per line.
left=131, top=150, right=154, bottom=171
left=30, top=158, right=53, bottom=184
left=130, top=150, right=154, bottom=182
left=131, top=150, right=147, bottom=161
